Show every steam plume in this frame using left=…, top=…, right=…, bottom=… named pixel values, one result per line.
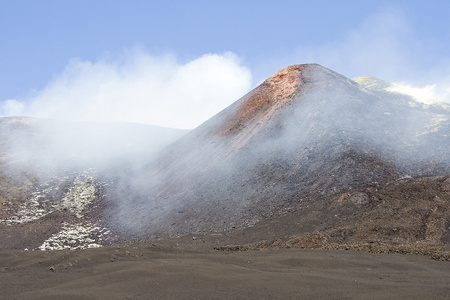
left=0, top=50, right=252, bottom=129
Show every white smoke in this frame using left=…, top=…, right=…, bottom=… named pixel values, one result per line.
left=387, top=83, right=449, bottom=105
left=0, top=50, right=252, bottom=129
left=1, top=99, right=24, bottom=116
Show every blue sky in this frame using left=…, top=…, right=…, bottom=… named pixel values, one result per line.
left=1, top=0, right=450, bottom=128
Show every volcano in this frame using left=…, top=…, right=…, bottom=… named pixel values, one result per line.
left=101, top=64, right=450, bottom=256
left=1, top=64, right=449, bottom=259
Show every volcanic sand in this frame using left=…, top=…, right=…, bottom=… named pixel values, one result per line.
left=1, top=243, right=449, bottom=300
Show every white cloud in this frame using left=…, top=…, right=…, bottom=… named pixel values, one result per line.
left=1, top=50, right=252, bottom=129
left=387, top=83, right=448, bottom=104
left=0, top=99, right=25, bottom=116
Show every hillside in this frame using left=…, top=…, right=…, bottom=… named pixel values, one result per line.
left=104, top=65, right=450, bottom=249
left=0, top=117, right=187, bottom=250
left=0, top=64, right=449, bottom=259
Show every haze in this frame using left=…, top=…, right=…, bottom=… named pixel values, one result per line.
left=1, top=1, right=450, bottom=129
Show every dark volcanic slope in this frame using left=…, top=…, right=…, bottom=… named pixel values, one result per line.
left=108, top=64, right=450, bottom=240
left=1, top=64, right=449, bottom=256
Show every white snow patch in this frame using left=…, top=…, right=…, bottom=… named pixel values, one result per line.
left=38, top=222, right=110, bottom=251
left=0, top=172, right=100, bottom=225
left=60, top=175, right=97, bottom=218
